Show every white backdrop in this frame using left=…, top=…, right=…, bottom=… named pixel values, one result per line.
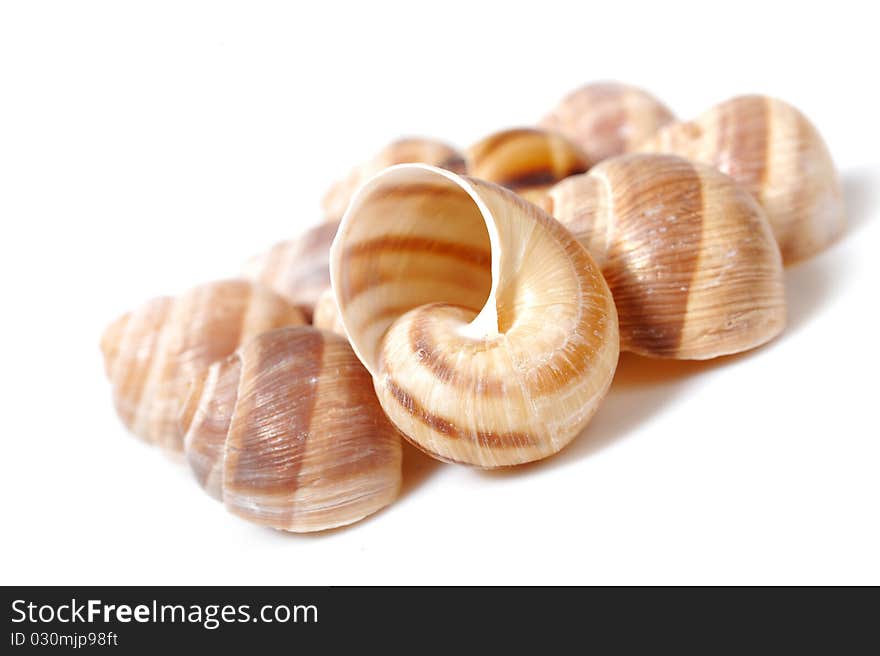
left=1, top=0, right=877, bottom=585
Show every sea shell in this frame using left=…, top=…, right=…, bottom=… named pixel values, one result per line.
left=636, top=95, right=845, bottom=264
left=242, top=220, right=340, bottom=316
left=322, top=137, right=466, bottom=221
left=465, top=128, right=590, bottom=204
left=312, top=287, right=346, bottom=336
left=329, top=164, right=619, bottom=468
left=544, top=153, right=786, bottom=359
left=181, top=326, right=402, bottom=532
left=540, top=81, right=675, bottom=163
left=100, top=279, right=307, bottom=450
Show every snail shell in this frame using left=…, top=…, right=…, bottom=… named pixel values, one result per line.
left=544, top=154, right=786, bottom=359
left=465, top=128, right=590, bottom=205
left=329, top=164, right=619, bottom=468
left=322, top=137, right=466, bottom=221
left=312, top=287, right=346, bottom=336
left=636, top=95, right=845, bottom=264
left=242, top=220, right=340, bottom=316
left=540, top=81, right=675, bottom=164
left=100, top=279, right=307, bottom=451
left=180, top=326, right=402, bottom=532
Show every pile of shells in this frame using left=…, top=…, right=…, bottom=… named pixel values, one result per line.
left=101, top=82, right=845, bottom=532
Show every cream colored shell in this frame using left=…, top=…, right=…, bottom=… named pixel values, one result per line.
left=242, top=220, right=340, bottom=317
left=330, top=164, right=619, bottom=468
left=637, top=95, right=845, bottom=264
left=100, top=279, right=307, bottom=451
left=544, top=153, right=786, bottom=359
left=322, top=137, right=466, bottom=222
left=540, top=81, right=675, bottom=164
left=312, top=287, right=346, bottom=336
left=181, top=326, right=402, bottom=532
left=465, top=128, right=590, bottom=205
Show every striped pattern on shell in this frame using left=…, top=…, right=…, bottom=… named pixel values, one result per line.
left=636, top=95, right=845, bottom=264
left=544, top=154, right=786, bottom=359
left=329, top=164, right=620, bottom=468
left=242, top=220, right=340, bottom=316
left=540, top=81, right=675, bottom=164
left=100, top=279, right=307, bottom=451
left=466, top=128, right=590, bottom=205
left=180, top=326, right=402, bottom=533
left=321, top=137, right=466, bottom=222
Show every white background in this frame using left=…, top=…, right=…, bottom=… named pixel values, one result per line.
left=1, top=0, right=878, bottom=585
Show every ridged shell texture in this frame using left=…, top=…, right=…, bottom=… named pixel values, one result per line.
left=100, top=279, right=307, bottom=450
left=181, top=326, right=402, bottom=532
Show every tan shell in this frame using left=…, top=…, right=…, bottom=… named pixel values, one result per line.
left=100, top=279, right=307, bottom=451
left=322, top=137, right=466, bottom=221
left=330, top=164, right=619, bottom=468
left=636, top=95, right=845, bottom=264
left=465, top=128, right=590, bottom=205
left=544, top=154, right=786, bottom=359
left=540, top=81, right=675, bottom=163
left=312, top=287, right=346, bottom=336
left=242, top=220, right=340, bottom=315
left=180, top=326, right=402, bottom=532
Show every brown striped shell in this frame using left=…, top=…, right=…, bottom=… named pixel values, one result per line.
left=100, top=279, right=307, bottom=451
left=540, top=81, right=675, bottom=164
left=544, top=154, right=786, bottom=359
left=329, top=164, right=619, bottom=468
left=636, top=95, right=845, bottom=264
left=321, top=137, right=466, bottom=221
left=312, top=287, right=346, bottom=336
left=465, top=128, right=590, bottom=205
left=180, top=326, right=402, bottom=532
left=242, top=220, right=340, bottom=316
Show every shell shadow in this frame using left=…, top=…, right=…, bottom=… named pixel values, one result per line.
left=783, top=167, right=870, bottom=337
left=840, top=168, right=877, bottom=238
left=480, top=350, right=754, bottom=479
left=783, top=249, right=849, bottom=337
left=398, top=439, right=444, bottom=500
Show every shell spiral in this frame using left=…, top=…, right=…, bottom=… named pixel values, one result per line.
left=100, top=279, right=307, bottom=451
left=180, top=326, right=402, bottom=533
left=544, top=154, right=786, bottom=359
left=329, top=164, right=619, bottom=468
left=636, top=95, right=845, bottom=264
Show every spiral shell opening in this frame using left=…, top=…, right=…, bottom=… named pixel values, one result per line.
left=330, top=164, right=619, bottom=467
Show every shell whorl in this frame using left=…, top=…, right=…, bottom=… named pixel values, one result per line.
left=636, top=95, right=845, bottom=264
left=465, top=128, right=590, bottom=205
left=181, top=326, right=402, bottom=533
left=539, top=81, right=675, bottom=164
left=100, top=279, right=307, bottom=451
left=322, top=137, right=466, bottom=222
left=330, top=164, right=619, bottom=468
left=544, top=153, right=786, bottom=359
left=242, top=220, right=340, bottom=315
